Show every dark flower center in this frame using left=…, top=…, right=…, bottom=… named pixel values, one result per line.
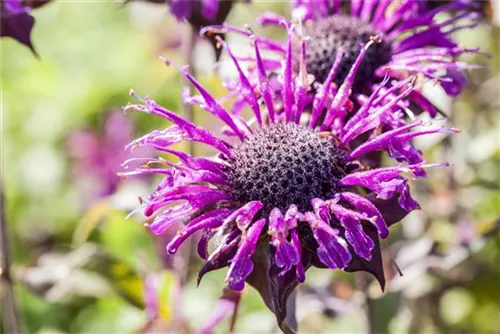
left=227, top=123, right=347, bottom=215
left=297, top=15, right=392, bottom=88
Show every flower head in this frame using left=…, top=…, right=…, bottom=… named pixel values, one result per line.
left=1, top=0, right=35, bottom=53
left=123, top=28, right=457, bottom=330
left=210, top=0, right=481, bottom=116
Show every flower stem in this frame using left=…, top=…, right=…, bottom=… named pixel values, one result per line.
left=356, top=273, right=374, bottom=334
left=183, top=25, right=197, bottom=156
left=0, top=178, right=20, bottom=334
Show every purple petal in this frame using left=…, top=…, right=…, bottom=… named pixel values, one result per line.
left=304, top=212, right=352, bottom=269
left=441, top=68, right=468, bottom=96
left=225, top=201, right=263, bottom=230
left=338, top=192, right=389, bottom=238
left=322, top=40, right=377, bottom=130
left=166, top=209, right=232, bottom=254
left=398, top=179, right=420, bottom=211
left=226, top=219, right=266, bottom=291
left=198, top=233, right=241, bottom=286
left=330, top=204, right=375, bottom=260
left=282, top=25, right=295, bottom=123
left=257, top=12, right=288, bottom=27
left=130, top=97, right=232, bottom=156
left=290, top=229, right=305, bottom=283
left=148, top=202, right=197, bottom=235
left=161, top=60, right=251, bottom=140
left=145, top=185, right=231, bottom=218
left=269, top=209, right=299, bottom=275
left=169, top=0, right=191, bottom=21
left=254, top=39, right=276, bottom=123
left=198, top=228, right=217, bottom=260
left=219, top=38, right=262, bottom=126
left=1, top=0, right=36, bottom=54
left=201, top=0, right=218, bottom=20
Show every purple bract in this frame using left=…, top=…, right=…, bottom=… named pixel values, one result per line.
left=1, top=0, right=36, bottom=53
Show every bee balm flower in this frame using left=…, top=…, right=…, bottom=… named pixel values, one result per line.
left=122, top=28, right=457, bottom=331
left=212, top=0, right=481, bottom=117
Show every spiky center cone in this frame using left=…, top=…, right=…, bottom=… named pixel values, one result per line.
left=297, top=15, right=392, bottom=88
left=227, top=123, right=348, bottom=216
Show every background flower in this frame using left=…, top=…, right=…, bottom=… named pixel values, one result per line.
left=214, top=0, right=482, bottom=118
left=67, top=111, right=150, bottom=204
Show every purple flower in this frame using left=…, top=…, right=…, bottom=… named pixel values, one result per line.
left=1, top=0, right=35, bottom=53
left=123, top=26, right=457, bottom=331
left=200, top=288, right=240, bottom=334
left=208, top=0, right=481, bottom=116
left=67, top=112, right=150, bottom=202
left=0, top=0, right=52, bottom=53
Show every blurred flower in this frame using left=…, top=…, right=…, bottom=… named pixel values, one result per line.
left=0, top=0, right=51, bottom=53
left=67, top=112, right=149, bottom=203
left=1, top=0, right=35, bottom=53
left=20, top=244, right=112, bottom=303
left=139, top=273, right=189, bottom=333
left=123, top=25, right=456, bottom=331
left=200, top=288, right=240, bottom=334
left=427, top=0, right=495, bottom=24
left=211, top=0, right=481, bottom=116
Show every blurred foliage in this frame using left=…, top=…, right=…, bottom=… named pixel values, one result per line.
left=1, top=1, right=499, bottom=334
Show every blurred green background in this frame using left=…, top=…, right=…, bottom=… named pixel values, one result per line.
left=1, top=1, right=499, bottom=333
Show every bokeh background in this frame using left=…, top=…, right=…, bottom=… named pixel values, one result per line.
left=1, top=1, right=499, bottom=333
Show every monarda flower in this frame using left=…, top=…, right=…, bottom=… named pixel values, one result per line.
left=122, top=32, right=457, bottom=332
left=67, top=112, right=150, bottom=203
left=212, top=0, right=481, bottom=116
